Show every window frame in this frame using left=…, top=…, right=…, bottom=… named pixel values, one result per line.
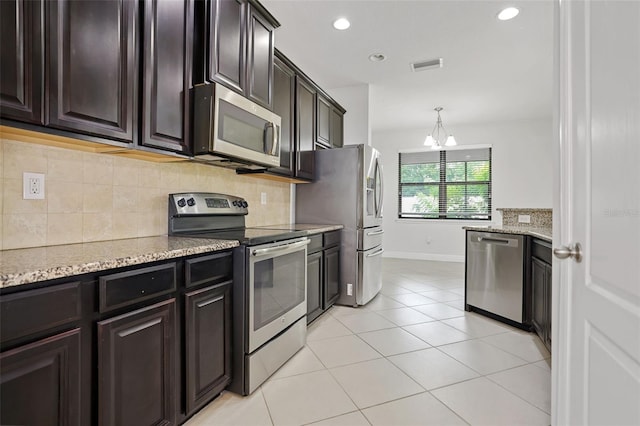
left=398, top=146, right=492, bottom=221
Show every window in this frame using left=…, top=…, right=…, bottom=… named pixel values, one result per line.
left=398, top=147, right=492, bottom=220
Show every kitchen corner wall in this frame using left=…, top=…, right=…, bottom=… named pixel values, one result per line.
left=374, top=118, right=553, bottom=262
left=0, top=138, right=291, bottom=250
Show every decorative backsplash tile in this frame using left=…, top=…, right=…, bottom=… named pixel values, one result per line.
left=0, top=138, right=291, bottom=250
left=498, top=208, right=552, bottom=228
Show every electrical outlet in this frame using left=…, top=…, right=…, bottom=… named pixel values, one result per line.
left=347, top=283, right=353, bottom=296
left=518, top=214, right=531, bottom=224
left=23, top=172, right=45, bottom=200
left=260, top=192, right=267, bottom=205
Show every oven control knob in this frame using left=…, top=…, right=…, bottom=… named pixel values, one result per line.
left=232, top=201, right=238, bottom=207
left=187, top=198, right=196, bottom=207
left=177, top=198, right=186, bottom=208
left=241, top=201, right=248, bottom=208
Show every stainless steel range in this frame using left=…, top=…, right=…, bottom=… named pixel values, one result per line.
left=168, top=193, right=308, bottom=395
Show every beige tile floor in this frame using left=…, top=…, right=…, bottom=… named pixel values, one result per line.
left=185, top=258, right=551, bottom=426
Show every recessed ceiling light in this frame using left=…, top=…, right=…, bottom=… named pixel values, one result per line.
left=368, top=53, right=386, bottom=62
left=497, top=7, right=520, bottom=21
left=333, top=17, right=350, bottom=30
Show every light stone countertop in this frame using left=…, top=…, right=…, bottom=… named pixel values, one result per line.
left=463, top=226, right=553, bottom=242
left=0, top=236, right=239, bottom=289
left=255, top=224, right=344, bottom=235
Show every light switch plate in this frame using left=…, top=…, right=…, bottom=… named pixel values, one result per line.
left=518, top=214, right=531, bottom=224
left=260, top=192, right=267, bottom=205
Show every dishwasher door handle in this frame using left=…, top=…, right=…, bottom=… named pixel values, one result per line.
left=478, top=237, right=511, bottom=244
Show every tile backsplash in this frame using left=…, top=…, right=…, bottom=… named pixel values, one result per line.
left=0, top=138, right=291, bottom=250
left=498, top=208, right=552, bottom=228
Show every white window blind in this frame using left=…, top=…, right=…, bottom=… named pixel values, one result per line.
left=398, top=147, right=492, bottom=220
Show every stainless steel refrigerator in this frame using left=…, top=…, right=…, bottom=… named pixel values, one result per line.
left=296, top=144, right=384, bottom=306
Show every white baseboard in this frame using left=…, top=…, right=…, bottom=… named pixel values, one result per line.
left=382, top=251, right=465, bottom=263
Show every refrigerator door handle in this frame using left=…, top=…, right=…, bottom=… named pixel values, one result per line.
left=374, top=158, right=384, bottom=218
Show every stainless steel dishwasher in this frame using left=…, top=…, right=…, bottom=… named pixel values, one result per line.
left=465, top=231, right=526, bottom=326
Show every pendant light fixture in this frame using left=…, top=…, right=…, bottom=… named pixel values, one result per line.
left=423, top=107, right=456, bottom=149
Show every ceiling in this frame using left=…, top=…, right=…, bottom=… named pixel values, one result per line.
left=261, top=0, right=554, bottom=132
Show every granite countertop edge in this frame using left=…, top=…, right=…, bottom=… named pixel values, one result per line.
left=0, top=237, right=239, bottom=289
left=463, top=226, right=553, bottom=242
left=295, top=224, right=344, bottom=235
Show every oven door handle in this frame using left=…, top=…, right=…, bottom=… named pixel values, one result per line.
left=251, top=239, right=310, bottom=257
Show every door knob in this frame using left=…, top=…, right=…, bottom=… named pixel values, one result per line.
left=553, top=243, right=583, bottom=263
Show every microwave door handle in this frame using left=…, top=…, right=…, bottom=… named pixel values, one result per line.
left=264, top=122, right=278, bottom=156
left=271, top=123, right=280, bottom=156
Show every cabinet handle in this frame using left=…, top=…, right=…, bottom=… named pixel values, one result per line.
left=197, top=296, right=224, bottom=308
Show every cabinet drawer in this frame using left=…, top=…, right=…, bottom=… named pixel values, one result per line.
left=308, top=234, right=323, bottom=254
left=532, top=239, right=552, bottom=264
left=99, top=263, right=177, bottom=313
left=185, top=251, right=233, bottom=288
left=323, top=230, right=341, bottom=247
left=1, top=281, right=81, bottom=344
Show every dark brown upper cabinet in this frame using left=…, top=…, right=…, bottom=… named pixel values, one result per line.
left=316, top=95, right=331, bottom=148
left=270, top=52, right=296, bottom=177
left=330, top=106, right=344, bottom=148
left=296, top=75, right=316, bottom=180
left=207, top=0, right=244, bottom=92
left=246, top=4, right=274, bottom=107
left=0, top=0, right=43, bottom=124
left=46, top=0, right=138, bottom=143
left=198, top=0, right=278, bottom=110
left=317, top=93, right=344, bottom=149
left=141, top=0, right=193, bottom=154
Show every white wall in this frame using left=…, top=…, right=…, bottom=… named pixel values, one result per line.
left=328, top=84, right=372, bottom=145
left=373, top=119, right=553, bottom=261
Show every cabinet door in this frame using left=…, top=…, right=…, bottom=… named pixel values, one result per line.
left=531, top=257, right=547, bottom=342
left=98, top=299, right=176, bottom=426
left=330, top=107, right=344, bottom=148
left=141, top=0, right=192, bottom=154
left=316, top=95, right=331, bottom=148
left=0, top=329, right=81, bottom=426
left=208, top=0, right=244, bottom=93
left=185, top=283, right=231, bottom=414
left=307, top=251, right=323, bottom=324
left=271, top=55, right=295, bottom=176
left=296, top=77, right=316, bottom=180
left=46, top=0, right=137, bottom=143
left=246, top=4, right=274, bottom=109
left=324, top=246, right=341, bottom=308
left=0, top=0, right=43, bottom=124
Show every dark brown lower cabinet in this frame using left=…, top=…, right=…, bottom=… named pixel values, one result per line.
left=307, top=231, right=341, bottom=324
left=98, top=299, right=176, bottom=426
left=530, top=238, right=552, bottom=352
left=0, top=328, right=81, bottom=426
left=185, top=282, right=232, bottom=415
left=306, top=251, right=323, bottom=323
left=324, top=245, right=341, bottom=306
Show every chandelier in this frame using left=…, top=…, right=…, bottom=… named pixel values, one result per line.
left=423, top=107, right=456, bottom=150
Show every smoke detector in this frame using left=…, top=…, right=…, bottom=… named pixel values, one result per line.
left=410, top=58, right=443, bottom=72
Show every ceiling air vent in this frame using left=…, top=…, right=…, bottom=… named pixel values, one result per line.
left=410, top=58, right=443, bottom=72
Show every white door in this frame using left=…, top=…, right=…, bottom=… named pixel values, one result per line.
left=554, top=1, right=640, bottom=424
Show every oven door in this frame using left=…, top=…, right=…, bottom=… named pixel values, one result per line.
left=248, top=238, right=308, bottom=353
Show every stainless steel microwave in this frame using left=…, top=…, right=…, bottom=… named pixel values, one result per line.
left=192, top=83, right=281, bottom=169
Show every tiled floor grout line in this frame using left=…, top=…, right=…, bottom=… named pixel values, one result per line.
left=186, top=259, right=550, bottom=425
